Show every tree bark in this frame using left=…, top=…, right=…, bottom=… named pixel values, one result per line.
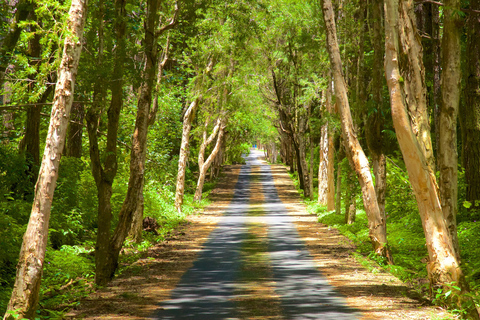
left=97, top=0, right=159, bottom=284
left=335, top=144, right=344, bottom=216
left=309, top=136, right=314, bottom=200
left=438, top=0, right=462, bottom=261
left=21, top=15, right=48, bottom=184
left=384, top=0, right=478, bottom=316
left=318, top=81, right=335, bottom=210
left=22, top=87, right=53, bottom=183
left=4, top=0, right=87, bottom=317
left=462, top=0, right=480, bottom=210
left=345, top=169, right=356, bottom=225
left=174, top=98, right=199, bottom=212
left=130, top=27, right=175, bottom=242
left=318, top=118, right=329, bottom=204
left=66, top=102, right=84, bottom=158
left=322, top=0, right=392, bottom=263
left=364, top=0, right=387, bottom=219
left=128, top=177, right=144, bottom=243
left=88, top=0, right=126, bottom=286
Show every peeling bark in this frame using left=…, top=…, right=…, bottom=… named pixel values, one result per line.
left=322, top=0, right=392, bottom=263
left=384, top=0, right=478, bottom=316
left=4, top=0, right=87, bottom=317
left=174, top=98, right=199, bottom=212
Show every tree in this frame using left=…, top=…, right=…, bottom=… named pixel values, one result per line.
left=318, top=78, right=335, bottom=210
left=194, top=117, right=226, bottom=202
left=321, top=0, right=392, bottom=263
left=383, top=0, right=478, bottom=316
left=4, top=0, right=88, bottom=317
left=94, top=0, right=160, bottom=284
left=364, top=0, right=387, bottom=219
left=129, top=7, right=178, bottom=243
left=174, top=97, right=200, bottom=212
left=86, top=0, right=125, bottom=286
left=438, top=0, right=462, bottom=261
left=461, top=0, right=480, bottom=211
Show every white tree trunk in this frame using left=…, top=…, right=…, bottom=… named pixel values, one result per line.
left=194, top=120, right=226, bottom=202
left=4, top=0, right=87, bottom=317
left=322, top=0, right=392, bottom=262
left=384, top=0, right=478, bottom=316
left=174, top=98, right=199, bottom=212
left=318, top=123, right=329, bottom=204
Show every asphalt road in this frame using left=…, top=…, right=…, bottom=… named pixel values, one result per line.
left=153, top=149, right=359, bottom=319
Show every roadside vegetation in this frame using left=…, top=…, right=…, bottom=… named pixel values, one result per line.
left=1, top=0, right=480, bottom=318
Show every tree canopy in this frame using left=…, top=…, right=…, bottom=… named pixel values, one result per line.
left=1, top=0, right=480, bottom=318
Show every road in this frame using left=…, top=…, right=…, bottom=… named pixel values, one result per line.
left=153, top=149, right=359, bottom=319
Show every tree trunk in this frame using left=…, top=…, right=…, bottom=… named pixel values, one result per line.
left=318, top=84, right=335, bottom=211
left=4, top=0, right=87, bottom=317
left=98, top=0, right=159, bottom=284
left=335, top=143, right=345, bottom=216
left=23, top=87, right=53, bottom=182
left=88, top=0, right=126, bottom=286
left=415, top=1, right=441, bottom=158
left=384, top=0, right=478, bottom=316
left=130, top=31, right=174, bottom=241
left=438, top=0, right=462, bottom=261
left=128, top=177, right=144, bottom=243
left=345, top=169, right=356, bottom=225
left=322, top=0, right=392, bottom=263
left=295, top=129, right=311, bottom=199
left=365, top=0, right=387, bottom=219
left=174, top=98, right=199, bottom=212
left=318, top=120, right=329, bottom=205
left=66, top=102, right=84, bottom=158
left=309, top=137, right=314, bottom=200
left=21, top=17, right=48, bottom=184
left=194, top=120, right=226, bottom=202
left=462, top=0, right=480, bottom=210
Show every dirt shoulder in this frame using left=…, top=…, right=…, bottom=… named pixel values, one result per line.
left=65, top=165, right=242, bottom=319
left=66, top=161, right=454, bottom=319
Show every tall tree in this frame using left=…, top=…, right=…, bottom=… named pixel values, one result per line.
left=438, top=0, right=462, bottom=260
left=461, top=0, right=480, bottom=211
left=3, top=0, right=88, bottom=317
left=66, top=102, right=85, bottom=158
left=321, top=0, right=392, bottom=263
left=383, top=0, right=478, bottom=316
left=129, top=7, right=178, bottom=243
left=365, top=0, right=387, bottom=218
left=194, top=117, right=226, bottom=202
left=86, top=0, right=125, bottom=286
left=95, top=0, right=160, bottom=283
left=318, top=79, right=335, bottom=210
left=174, top=97, right=200, bottom=212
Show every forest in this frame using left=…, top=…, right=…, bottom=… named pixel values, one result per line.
left=0, top=0, right=479, bottom=318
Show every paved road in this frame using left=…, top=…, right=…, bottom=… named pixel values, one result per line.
left=153, top=150, right=359, bottom=319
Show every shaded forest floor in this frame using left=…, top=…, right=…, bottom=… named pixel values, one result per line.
left=66, top=158, right=455, bottom=319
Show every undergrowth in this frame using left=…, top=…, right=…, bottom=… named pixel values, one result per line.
left=0, top=156, right=215, bottom=319
left=301, top=158, right=480, bottom=317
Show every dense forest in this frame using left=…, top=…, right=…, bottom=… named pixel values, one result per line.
left=0, top=0, right=479, bottom=318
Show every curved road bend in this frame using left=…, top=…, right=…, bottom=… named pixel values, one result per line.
left=153, top=149, right=360, bottom=319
